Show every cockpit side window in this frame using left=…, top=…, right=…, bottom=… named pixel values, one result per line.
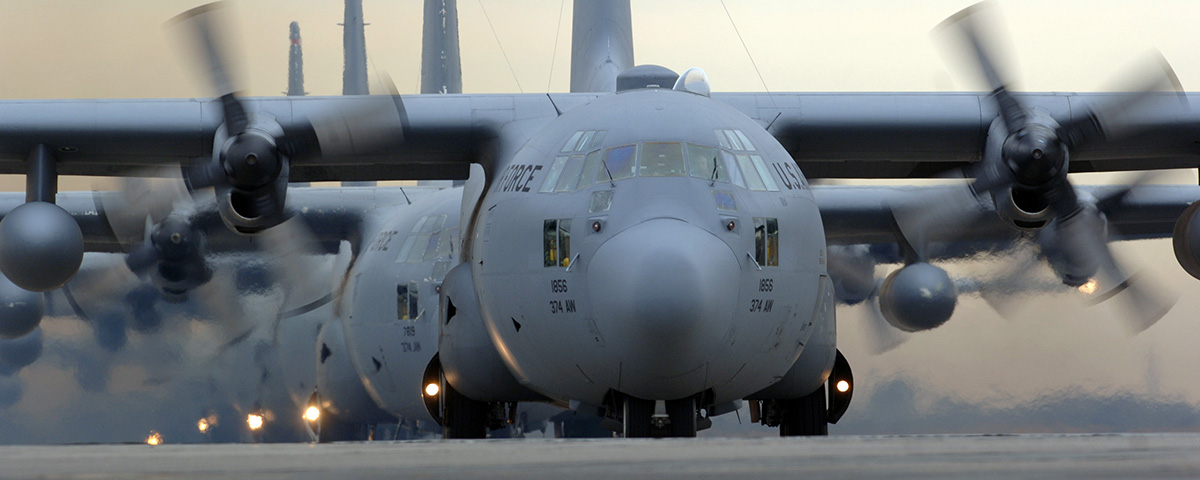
left=639, top=142, right=686, bottom=177
left=554, top=155, right=586, bottom=192
left=539, top=156, right=569, bottom=193
left=737, top=155, right=767, bottom=191
left=687, top=143, right=725, bottom=183
left=562, top=131, right=584, bottom=152
left=750, top=155, right=780, bottom=191
left=577, top=150, right=603, bottom=188
left=720, top=150, right=745, bottom=188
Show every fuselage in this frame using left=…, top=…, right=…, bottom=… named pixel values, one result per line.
left=471, top=87, right=831, bottom=406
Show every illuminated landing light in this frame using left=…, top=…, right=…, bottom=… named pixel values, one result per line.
left=1078, top=278, right=1099, bottom=295
left=247, top=413, right=264, bottom=431
left=836, top=380, right=851, bottom=393
left=304, top=406, right=320, bottom=422
left=145, top=431, right=163, bottom=446
left=197, top=418, right=210, bottom=433
left=425, top=383, right=440, bottom=397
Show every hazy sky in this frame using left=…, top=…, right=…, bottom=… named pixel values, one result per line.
left=0, top=1, right=1198, bottom=98
left=1, top=1, right=1200, bottom=440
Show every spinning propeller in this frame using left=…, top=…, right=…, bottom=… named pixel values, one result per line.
left=84, top=2, right=399, bottom=347
left=892, top=2, right=1182, bottom=333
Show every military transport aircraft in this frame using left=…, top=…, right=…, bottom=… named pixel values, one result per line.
left=2, top=0, right=1200, bottom=440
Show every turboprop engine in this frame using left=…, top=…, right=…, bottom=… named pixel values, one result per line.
left=1173, top=200, right=1200, bottom=281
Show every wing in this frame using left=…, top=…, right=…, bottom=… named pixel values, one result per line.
left=814, top=183, right=1200, bottom=247
left=714, top=92, right=1200, bottom=178
left=0, top=93, right=567, bottom=182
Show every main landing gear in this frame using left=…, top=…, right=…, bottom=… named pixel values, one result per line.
left=750, top=350, right=855, bottom=437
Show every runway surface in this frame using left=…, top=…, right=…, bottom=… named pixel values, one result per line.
left=1, top=434, right=1198, bottom=479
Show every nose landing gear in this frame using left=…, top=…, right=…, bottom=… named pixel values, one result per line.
left=619, top=394, right=699, bottom=438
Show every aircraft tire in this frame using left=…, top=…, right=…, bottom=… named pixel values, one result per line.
left=666, top=397, right=697, bottom=438
left=622, top=396, right=653, bottom=438
left=443, top=382, right=488, bottom=439
left=778, top=384, right=829, bottom=437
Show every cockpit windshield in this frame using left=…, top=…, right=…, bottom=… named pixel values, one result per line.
left=537, top=129, right=779, bottom=193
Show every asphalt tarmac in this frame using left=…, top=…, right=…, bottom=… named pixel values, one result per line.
left=1, top=434, right=1197, bottom=479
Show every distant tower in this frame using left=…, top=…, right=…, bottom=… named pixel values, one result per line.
left=420, top=0, right=462, bottom=94
left=286, top=22, right=306, bottom=96
left=342, top=0, right=369, bottom=95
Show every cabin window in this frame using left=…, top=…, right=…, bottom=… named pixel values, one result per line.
left=397, top=281, right=420, bottom=320
left=639, top=142, right=686, bottom=177
left=543, top=218, right=573, bottom=267
left=544, top=220, right=558, bottom=266
left=754, top=217, right=780, bottom=267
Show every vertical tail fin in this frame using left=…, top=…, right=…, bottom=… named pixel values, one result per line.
left=286, top=22, right=306, bottom=96
left=420, top=0, right=463, bottom=94
left=570, top=0, right=634, bottom=93
left=342, top=0, right=369, bottom=95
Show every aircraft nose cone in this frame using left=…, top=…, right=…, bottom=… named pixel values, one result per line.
left=588, top=219, right=739, bottom=379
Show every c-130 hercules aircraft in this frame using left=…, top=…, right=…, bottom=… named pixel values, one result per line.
left=2, top=0, right=1200, bottom=438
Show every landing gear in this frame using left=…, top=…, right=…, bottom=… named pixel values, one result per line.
left=620, top=395, right=698, bottom=438
left=442, top=381, right=488, bottom=439
left=622, top=396, right=653, bottom=438
left=777, top=384, right=828, bottom=437
left=666, top=397, right=697, bottom=437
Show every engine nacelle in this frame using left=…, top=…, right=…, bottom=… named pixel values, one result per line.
left=439, top=263, right=542, bottom=401
left=827, top=245, right=876, bottom=305
left=878, top=262, right=957, bottom=332
left=215, top=160, right=290, bottom=235
left=126, top=215, right=213, bottom=301
left=1174, top=200, right=1200, bottom=281
left=992, top=186, right=1053, bottom=232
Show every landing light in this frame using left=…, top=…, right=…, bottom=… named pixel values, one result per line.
left=197, top=418, right=210, bottom=433
left=425, top=382, right=440, bottom=397
left=247, top=413, right=264, bottom=431
left=836, top=380, right=851, bottom=393
left=145, top=431, right=163, bottom=446
left=1078, top=278, right=1098, bottom=295
left=304, top=406, right=320, bottom=422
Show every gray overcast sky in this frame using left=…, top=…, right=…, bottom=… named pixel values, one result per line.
left=1, top=1, right=1199, bottom=439
left=0, top=1, right=1198, bottom=97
